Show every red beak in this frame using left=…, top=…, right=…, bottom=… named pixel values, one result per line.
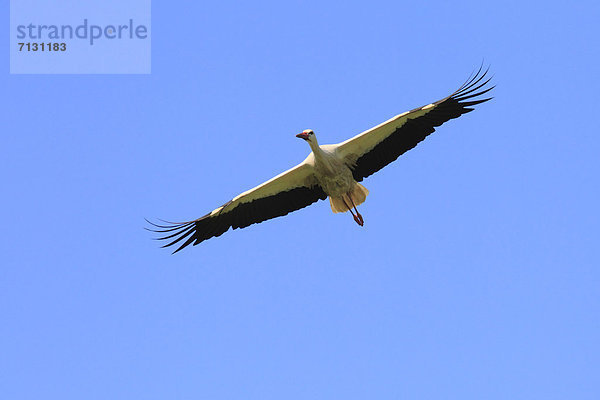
left=296, top=132, right=309, bottom=140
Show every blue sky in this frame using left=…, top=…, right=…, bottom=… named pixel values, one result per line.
left=2, top=1, right=599, bottom=399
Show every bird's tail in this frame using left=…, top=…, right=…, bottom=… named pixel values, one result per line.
left=329, top=183, right=369, bottom=213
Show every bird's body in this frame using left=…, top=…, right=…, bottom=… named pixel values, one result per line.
left=301, top=140, right=369, bottom=216
left=149, top=67, right=494, bottom=253
left=310, top=145, right=353, bottom=198
left=314, top=158, right=354, bottom=198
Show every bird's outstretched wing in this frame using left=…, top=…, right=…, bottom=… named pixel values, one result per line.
left=335, top=66, right=494, bottom=182
left=148, top=162, right=326, bottom=253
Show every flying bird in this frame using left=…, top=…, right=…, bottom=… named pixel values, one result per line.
left=149, top=67, right=494, bottom=253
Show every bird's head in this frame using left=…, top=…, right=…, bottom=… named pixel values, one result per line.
left=296, top=129, right=315, bottom=143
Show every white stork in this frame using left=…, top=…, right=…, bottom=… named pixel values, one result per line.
left=149, top=67, right=493, bottom=253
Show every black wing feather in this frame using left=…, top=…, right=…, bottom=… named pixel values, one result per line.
left=147, top=185, right=327, bottom=253
left=351, top=67, right=494, bottom=182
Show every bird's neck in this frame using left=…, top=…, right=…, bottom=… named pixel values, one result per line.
left=308, top=138, right=322, bottom=156
left=309, top=138, right=333, bottom=171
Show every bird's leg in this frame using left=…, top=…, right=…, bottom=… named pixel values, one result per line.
left=347, top=193, right=364, bottom=225
left=341, top=196, right=357, bottom=218
left=342, top=195, right=363, bottom=227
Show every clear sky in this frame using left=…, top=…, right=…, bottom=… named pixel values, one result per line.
left=2, top=1, right=599, bottom=399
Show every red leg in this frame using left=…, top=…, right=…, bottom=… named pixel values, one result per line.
left=347, top=193, right=364, bottom=225
left=342, top=195, right=363, bottom=226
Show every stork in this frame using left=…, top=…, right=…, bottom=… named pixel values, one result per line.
left=149, top=67, right=493, bottom=253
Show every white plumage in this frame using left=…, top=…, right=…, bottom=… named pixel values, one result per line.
left=149, top=67, right=494, bottom=253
